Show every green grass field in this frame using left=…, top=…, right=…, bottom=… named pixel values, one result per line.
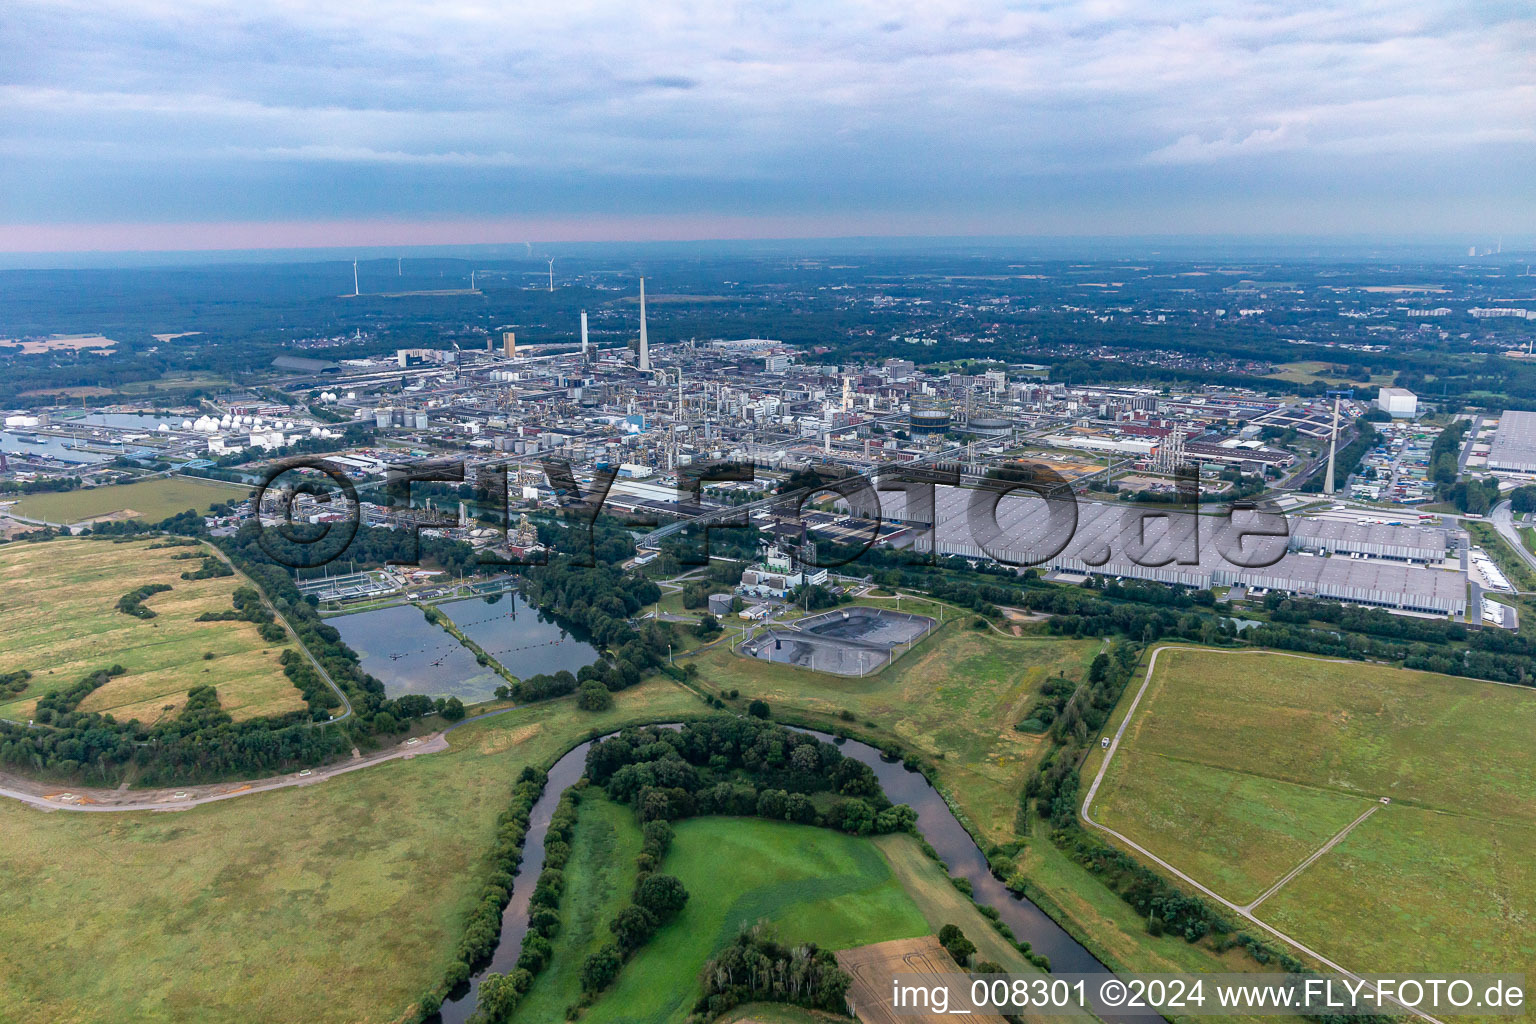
left=511, top=793, right=643, bottom=1023
left=518, top=800, right=1073, bottom=1024
left=1093, top=647, right=1536, bottom=978
left=579, top=817, right=930, bottom=1024
left=12, top=476, right=247, bottom=524
left=1265, top=361, right=1394, bottom=387
left=0, top=537, right=305, bottom=725
left=689, top=621, right=1098, bottom=843
left=0, top=677, right=704, bottom=1024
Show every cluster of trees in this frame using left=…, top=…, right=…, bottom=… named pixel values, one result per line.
left=1442, top=475, right=1502, bottom=515
left=939, top=923, right=995, bottom=971
left=0, top=475, right=83, bottom=495
left=1428, top=418, right=1471, bottom=487
left=679, top=582, right=724, bottom=609
left=1509, top=484, right=1536, bottom=513
left=197, top=585, right=286, bottom=643
left=86, top=507, right=210, bottom=538
left=1015, top=674, right=1079, bottom=733
left=786, top=583, right=845, bottom=611
left=1261, top=593, right=1467, bottom=643
left=689, top=930, right=852, bottom=1021
left=515, top=785, right=586, bottom=977
left=586, top=719, right=917, bottom=837
left=0, top=658, right=351, bottom=784
left=507, top=559, right=669, bottom=705
left=576, top=680, right=613, bottom=711
left=1038, top=597, right=1235, bottom=648
left=579, top=817, right=689, bottom=999
left=0, top=670, right=30, bottom=699
left=178, top=555, right=234, bottom=580
left=417, top=765, right=548, bottom=1024
left=1425, top=416, right=1529, bottom=511
left=116, top=582, right=172, bottom=619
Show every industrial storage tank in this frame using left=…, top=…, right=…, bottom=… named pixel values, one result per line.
left=964, top=417, right=1013, bottom=437
left=909, top=410, right=952, bottom=435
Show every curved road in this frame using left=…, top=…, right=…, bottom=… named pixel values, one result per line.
left=1082, top=645, right=1446, bottom=1024
left=1491, top=500, right=1536, bottom=574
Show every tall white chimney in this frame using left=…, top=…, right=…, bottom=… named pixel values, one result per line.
left=1324, top=395, right=1340, bottom=496
left=638, top=277, right=650, bottom=372
left=580, top=310, right=589, bottom=358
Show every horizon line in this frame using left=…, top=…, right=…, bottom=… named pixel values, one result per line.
left=1, top=215, right=1530, bottom=259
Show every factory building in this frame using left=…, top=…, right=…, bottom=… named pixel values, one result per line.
left=1487, top=411, right=1536, bottom=473
left=867, top=487, right=1467, bottom=617
left=1375, top=387, right=1419, bottom=419
left=1287, top=518, right=1448, bottom=563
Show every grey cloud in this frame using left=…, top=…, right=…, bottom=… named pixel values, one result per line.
left=0, top=0, right=1532, bottom=233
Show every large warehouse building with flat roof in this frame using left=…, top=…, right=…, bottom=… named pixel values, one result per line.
left=1487, top=411, right=1536, bottom=473
left=862, top=486, right=1467, bottom=617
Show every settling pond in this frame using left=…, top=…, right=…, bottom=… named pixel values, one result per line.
left=329, top=595, right=600, bottom=703
left=438, top=725, right=1142, bottom=1024
left=438, top=593, right=600, bottom=682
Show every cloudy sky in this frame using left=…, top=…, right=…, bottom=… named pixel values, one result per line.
left=3, top=0, right=1534, bottom=250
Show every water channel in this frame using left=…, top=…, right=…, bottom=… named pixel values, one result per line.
left=439, top=724, right=1138, bottom=1024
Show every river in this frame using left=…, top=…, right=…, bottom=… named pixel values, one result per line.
left=438, top=725, right=1137, bottom=1024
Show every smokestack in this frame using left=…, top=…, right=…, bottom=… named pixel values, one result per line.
left=352, top=260, right=359, bottom=296
left=638, top=277, right=650, bottom=372
left=580, top=311, right=589, bottom=359
left=1324, top=395, right=1340, bottom=496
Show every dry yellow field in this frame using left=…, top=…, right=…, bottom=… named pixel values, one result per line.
left=0, top=537, right=305, bottom=724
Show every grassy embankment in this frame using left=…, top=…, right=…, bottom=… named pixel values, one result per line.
left=0, top=677, right=703, bottom=1024
left=0, top=537, right=304, bottom=725
left=688, top=613, right=1098, bottom=845
left=13, top=476, right=248, bottom=524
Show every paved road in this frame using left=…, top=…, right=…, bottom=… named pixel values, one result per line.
left=1458, top=415, right=1484, bottom=474
left=1491, top=500, right=1536, bottom=574
left=1081, top=645, right=1446, bottom=1024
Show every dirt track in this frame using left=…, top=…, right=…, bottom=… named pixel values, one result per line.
left=0, top=731, right=450, bottom=813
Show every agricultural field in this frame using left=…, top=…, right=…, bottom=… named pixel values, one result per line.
left=577, top=817, right=930, bottom=1024
left=688, top=621, right=1099, bottom=843
left=0, top=537, right=304, bottom=725
left=1264, top=360, right=1394, bottom=387
left=1091, top=647, right=1536, bottom=978
left=0, top=677, right=703, bottom=1024
left=12, top=476, right=247, bottom=524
